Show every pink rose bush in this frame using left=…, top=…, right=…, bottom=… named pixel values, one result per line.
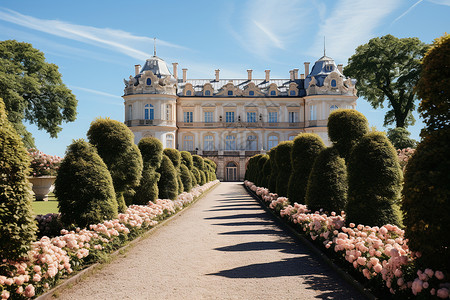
left=244, top=180, right=449, bottom=299
left=397, top=148, right=416, bottom=172
left=0, top=180, right=218, bottom=299
left=27, top=149, right=62, bottom=177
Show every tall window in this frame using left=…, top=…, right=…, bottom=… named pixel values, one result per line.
left=247, top=112, right=256, bottom=123
left=225, top=111, right=235, bottom=123
left=246, top=135, right=257, bottom=150
left=225, top=135, right=236, bottom=150
left=183, top=135, right=194, bottom=151
left=128, top=105, right=132, bottom=120
left=330, top=105, right=339, bottom=111
left=310, top=105, right=317, bottom=121
left=166, top=104, right=172, bottom=120
left=268, top=135, right=278, bottom=150
left=146, top=78, right=151, bottom=85
left=144, top=104, right=154, bottom=120
left=166, top=134, right=174, bottom=148
left=331, top=79, right=337, bottom=87
left=204, top=111, right=213, bottom=123
left=268, top=111, right=278, bottom=123
left=184, top=111, right=193, bottom=123
left=204, top=135, right=214, bottom=151
left=288, top=111, right=298, bottom=123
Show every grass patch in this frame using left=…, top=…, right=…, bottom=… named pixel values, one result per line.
left=32, top=198, right=59, bottom=215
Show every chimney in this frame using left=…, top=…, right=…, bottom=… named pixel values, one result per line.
left=293, top=69, right=299, bottom=80
left=289, top=70, right=294, bottom=81
left=304, top=62, right=310, bottom=77
left=247, top=69, right=252, bottom=81
left=265, top=70, right=270, bottom=82
left=300, top=74, right=305, bottom=79
left=337, top=64, right=343, bottom=73
left=182, top=68, right=187, bottom=83
left=215, top=69, right=220, bottom=81
left=172, top=63, right=178, bottom=80
left=134, top=64, right=141, bottom=76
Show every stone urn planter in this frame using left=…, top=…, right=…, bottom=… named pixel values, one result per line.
left=28, top=176, right=56, bottom=201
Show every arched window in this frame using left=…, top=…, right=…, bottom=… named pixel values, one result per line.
left=330, top=105, right=339, bottom=112
left=249, top=90, right=255, bottom=96
left=166, top=134, right=174, bottom=149
left=204, top=90, right=211, bottom=96
left=204, top=135, right=214, bottom=151
left=290, top=90, right=296, bottom=96
left=288, top=135, right=296, bottom=141
left=246, top=135, right=257, bottom=150
left=228, top=90, right=233, bottom=96
left=183, top=135, right=194, bottom=151
left=146, top=78, right=152, bottom=85
left=268, top=135, right=278, bottom=150
left=331, top=79, right=337, bottom=87
left=144, top=104, right=154, bottom=120
left=225, top=135, right=236, bottom=150
left=270, top=90, right=276, bottom=96
left=186, top=90, right=192, bottom=96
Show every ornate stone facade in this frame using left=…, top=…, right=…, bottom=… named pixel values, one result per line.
left=123, top=55, right=357, bottom=181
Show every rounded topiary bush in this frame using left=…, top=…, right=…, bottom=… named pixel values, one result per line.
left=180, top=151, right=197, bottom=186
left=287, top=133, right=325, bottom=204
left=328, top=109, right=369, bottom=160
left=133, top=168, right=160, bottom=205
left=261, top=157, right=271, bottom=188
left=193, top=155, right=206, bottom=185
left=245, top=154, right=262, bottom=183
left=192, top=167, right=201, bottom=185
left=346, top=132, right=402, bottom=227
left=87, top=117, right=143, bottom=212
left=157, top=155, right=178, bottom=200
left=180, top=164, right=193, bottom=192
left=268, top=148, right=278, bottom=192
left=402, top=129, right=450, bottom=272
left=275, top=141, right=293, bottom=197
left=55, top=139, right=118, bottom=228
left=305, top=147, right=347, bottom=213
left=164, top=148, right=184, bottom=194
left=0, top=98, right=37, bottom=261
left=256, top=154, right=269, bottom=187
left=139, top=137, right=163, bottom=169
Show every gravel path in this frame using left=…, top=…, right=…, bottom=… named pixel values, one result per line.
left=58, top=182, right=367, bottom=300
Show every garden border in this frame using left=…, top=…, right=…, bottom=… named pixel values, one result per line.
left=244, top=183, right=377, bottom=300
left=36, top=181, right=220, bottom=300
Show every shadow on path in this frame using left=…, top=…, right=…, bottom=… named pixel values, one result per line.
left=218, top=229, right=284, bottom=235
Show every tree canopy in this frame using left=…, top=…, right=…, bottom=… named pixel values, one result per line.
left=0, top=40, right=77, bottom=147
left=344, top=35, right=427, bottom=128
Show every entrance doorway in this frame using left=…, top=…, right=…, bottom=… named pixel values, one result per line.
left=226, top=162, right=238, bottom=181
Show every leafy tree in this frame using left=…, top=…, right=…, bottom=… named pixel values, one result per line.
left=416, top=33, right=450, bottom=135
left=287, top=133, right=325, bottom=204
left=328, top=109, right=369, bottom=160
left=0, top=40, right=77, bottom=147
left=305, top=147, right=347, bottom=213
left=0, top=98, right=37, bottom=261
left=55, top=139, right=117, bottom=228
left=344, top=35, right=428, bottom=128
left=347, top=132, right=402, bottom=227
left=157, top=155, right=178, bottom=200
left=87, top=118, right=143, bottom=212
left=275, top=141, right=293, bottom=197
left=387, top=127, right=417, bottom=149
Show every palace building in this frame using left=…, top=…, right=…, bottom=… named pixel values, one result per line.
left=122, top=53, right=357, bottom=181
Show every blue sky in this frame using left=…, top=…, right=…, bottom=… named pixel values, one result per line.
left=0, top=0, right=449, bottom=157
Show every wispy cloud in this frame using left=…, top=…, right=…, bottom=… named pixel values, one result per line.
left=227, top=0, right=310, bottom=60
left=69, top=86, right=123, bottom=105
left=0, top=8, right=188, bottom=61
left=308, top=0, right=402, bottom=62
left=392, top=0, right=424, bottom=24
left=427, top=0, right=450, bottom=5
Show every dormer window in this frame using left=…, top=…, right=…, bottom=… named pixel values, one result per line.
left=205, top=90, right=211, bottom=96
left=325, top=65, right=334, bottom=72
left=146, top=78, right=152, bottom=85
left=270, top=90, right=276, bottom=96
left=331, top=79, right=337, bottom=87
left=290, top=90, right=296, bottom=96
left=186, top=90, right=192, bottom=96
left=249, top=91, right=254, bottom=96
left=228, top=90, right=233, bottom=96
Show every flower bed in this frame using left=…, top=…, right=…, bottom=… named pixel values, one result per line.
left=244, top=180, right=450, bottom=299
left=0, top=180, right=219, bottom=299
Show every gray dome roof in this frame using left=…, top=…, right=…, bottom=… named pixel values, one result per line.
left=138, top=56, right=172, bottom=78
left=305, top=55, right=343, bottom=87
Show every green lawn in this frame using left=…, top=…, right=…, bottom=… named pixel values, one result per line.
left=32, top=193, right=59, bottom=215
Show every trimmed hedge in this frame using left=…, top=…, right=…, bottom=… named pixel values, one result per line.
left=139, top=137, right=164, bottom=169
left=55, top=139, right=118, bottom=228
left=268, top=149, right=278, bottom=192
left=346, top=132, right=402, bottom=227
left=328, top=109, right=369, bottom=160
left=163, top=148, right=184, bottom=194
left=0, top=98, right=37, bottom=261
left=402, top=128, right=450, bottom=272
left=256, top=154, right=269, bottom=187
left=261, top=157, right=271, bottom=188
left=157, top=155, right=178, bottom=200
left=180, top=164, right=193, bottom=192
left=87, top=118, right=143, bottom=212
left=305, top=147, right=348, bottom=213
left=275, top=141, right=293, bottom=197
left=180, top=151, right=197, bottom=186
left=287, top=133, right=325, bottom=204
